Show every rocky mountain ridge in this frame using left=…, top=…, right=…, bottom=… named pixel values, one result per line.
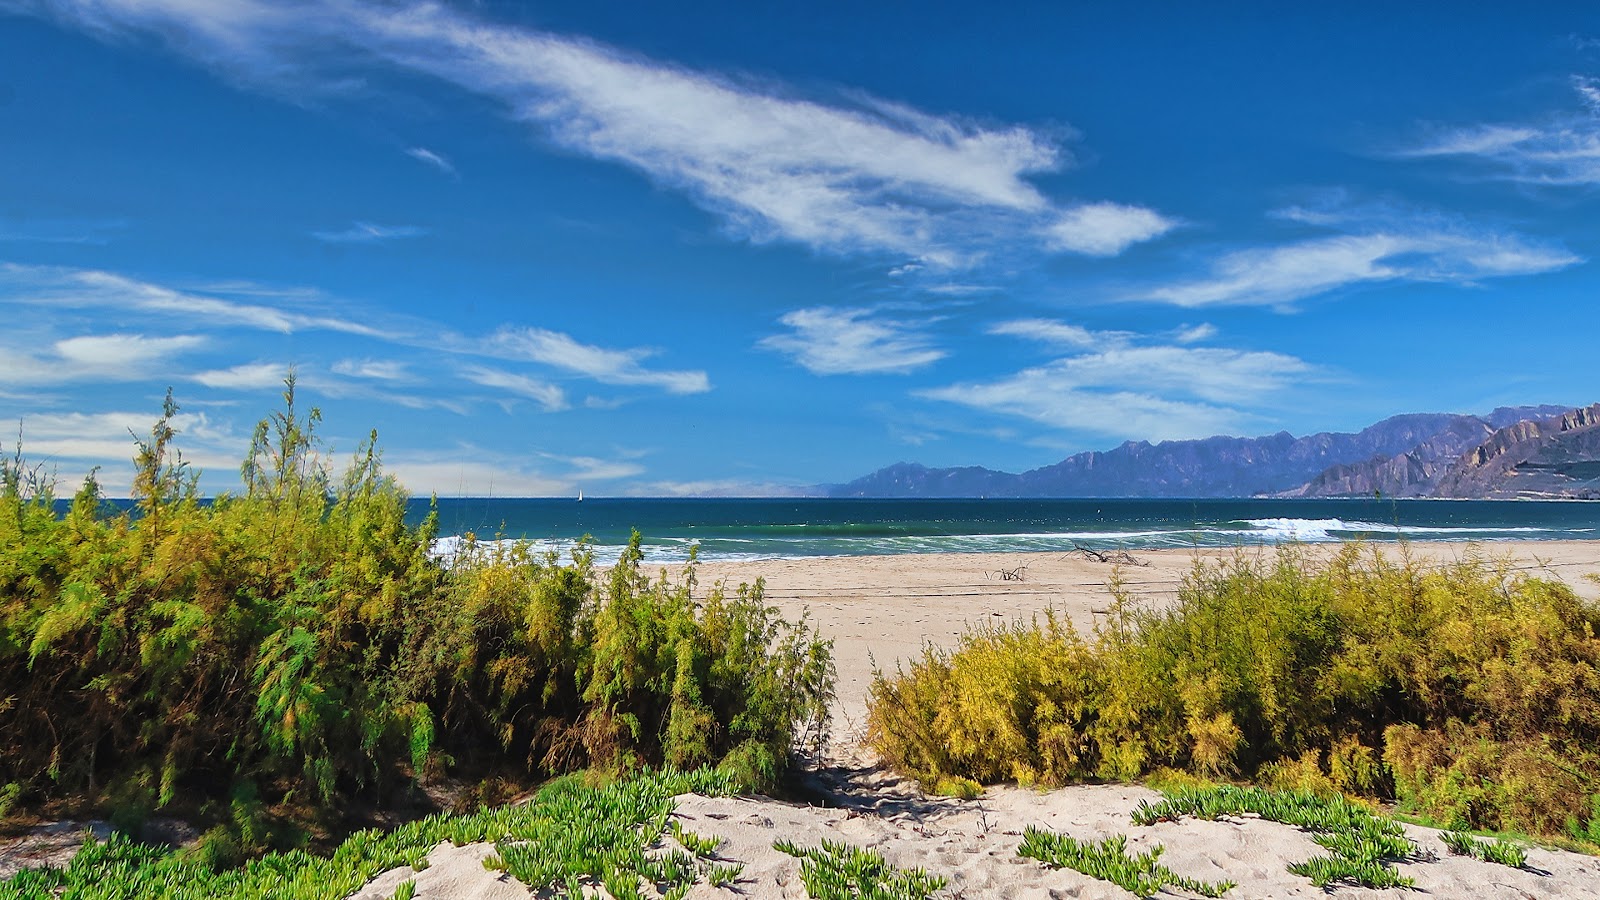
left=829, top=404, right=1590, bottom=498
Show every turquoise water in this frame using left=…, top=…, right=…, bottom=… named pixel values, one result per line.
left=418, top=498, right=1600, bottom=564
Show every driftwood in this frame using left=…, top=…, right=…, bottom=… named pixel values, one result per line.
left=986, top=565, right=1029, bottom=582
left=1068, top=544, right=1149, bottom=567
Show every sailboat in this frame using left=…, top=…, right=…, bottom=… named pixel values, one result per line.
left=577, top=488, right=584, bottom=502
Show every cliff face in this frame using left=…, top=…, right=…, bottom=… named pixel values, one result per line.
left=1275, top=417, right=1499, bottom=498
left=1431, top=404, right=1600, bottom=499
left=829, top=406, right=1581, bottom=498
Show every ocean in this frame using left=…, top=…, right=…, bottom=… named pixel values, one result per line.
left=418, top=498, right=1600, bottom=565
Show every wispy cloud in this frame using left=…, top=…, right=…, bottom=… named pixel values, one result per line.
left=405, top=145, right=455, bottom=175
left=922, top=321, right=1313, bottom=441
left=624, top=478, right=812, bottom=498
left=1400, top=75, right=1600, bottom=185
left=760, top=307, right=945, bottom=375
left=0, top=216, right=125, bottom=244
left=332, top=358, right=409, bottom=381
left=1172, top=323, right=1217, bottom=344
left=1139, top=206, right=1579, bottom=309
left=461, top=365, right=568, bottom=412
left=311, top=221, right=428, bottom=243
left=986, top=318, right=1102, bottom=349
left=13, top=0, right=1172, bottom=267
left=0, top=263, right=388, bottom=337
left=486, top=327, right=709, bottom=394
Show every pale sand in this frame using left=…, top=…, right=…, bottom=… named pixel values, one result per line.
left=343, top=540, right=1600, bottom=899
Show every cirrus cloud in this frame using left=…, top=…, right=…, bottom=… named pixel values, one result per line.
left=10, top=0, right=1173, bottom=267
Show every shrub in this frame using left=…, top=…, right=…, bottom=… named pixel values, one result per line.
left=867, top=545, right=1600, bottom=840
left=0, top=383, right=832, bottom=845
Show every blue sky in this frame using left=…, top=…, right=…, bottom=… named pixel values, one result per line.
left=1, top=2, right=1597, bottom=496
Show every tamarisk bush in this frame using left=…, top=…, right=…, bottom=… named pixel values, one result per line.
left=867, top=544, right=1600, bottom=841
left=0, top=382, right=832, bottom=848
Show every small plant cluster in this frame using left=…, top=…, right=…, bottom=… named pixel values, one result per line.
left=1134, top=785, right=1415, bottom=889
left=0, top=768, right=737, bottom=899
left=1016, top=828, right=1234, bottom=899
left=0, top=383, right=833, bottom=848
left=866, top=544, right=1600, bottom=841
left=483, top=773, right=743, bottom=899
left=774, top=838, right=947, bottom=900
left=1440, top=830, right=1529, bottom=868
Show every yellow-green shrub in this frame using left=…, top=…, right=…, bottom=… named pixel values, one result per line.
left=867, top=544, right=1600, bottom=840
left=0, top=384, right=832, bottom=845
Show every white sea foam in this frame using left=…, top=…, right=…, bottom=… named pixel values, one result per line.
left=1242, top=517, right=1547, bottom=541
left=430, top=518, right=1563, bottom=564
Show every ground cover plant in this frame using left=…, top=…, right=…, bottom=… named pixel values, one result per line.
left=0, top=383, right=833, bottom=852
left=1440, top=830, right=1529, bottom=868
left=866, top=545, right=1600, bottom=842
left=1016, top=828, right=1234, bottom=899
left=1134, top=784, right=1415, bottom=889
left=773, top=838, right=946, bottom=900
left=0, top=768, right=738, bottom=899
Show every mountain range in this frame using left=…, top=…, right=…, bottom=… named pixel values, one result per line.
left=828, top=404, right=1600, bottom=499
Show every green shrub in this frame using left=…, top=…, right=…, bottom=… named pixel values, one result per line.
left=866, top=545, right=1600, bottom=841
left=0, top=383, right=833, bottom=844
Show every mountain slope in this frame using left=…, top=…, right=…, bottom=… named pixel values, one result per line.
left=829, top=406, right=1575, bottom=498
left=1431, top=404, right=1600, bottom=499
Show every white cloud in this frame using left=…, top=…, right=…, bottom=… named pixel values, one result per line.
left=193, top=362, right=287, bottom=390
left=759, top=307, right=944, bottom=375
left=405, top=145, right=455, bottom=174
left=14, top=0, right=1172, bottom=265
left=486, top=327, right=709, bottom=394
left=1172, top=323, right=1217, bottom=344
left=461, top=365, right=568, bottom=412
left=928, top=325, right=1314, bottom=441
left=54, top=333, right=206, bottom=367
left=987, top=318, right=1102, bottom=349
left=1143, top=229, right=1578, bottom=308
left=332, top=358, right=409, bottom=380
left=563, top=455, right=645, bottom=481
left=1400, top=76, right=1600, bottom=184
left=1044, top=202, right=1177, bottom=256
left=13, top=408, right=246, bottom=491
left=624, top=478, right=811, bottom=498
left=311, top=221, right=427, bottom=243
left=1, top=332, right=205, bottom=385
left=383, top=455, right=573, bottom=497
left=383, top=446, right=644, bottom=495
